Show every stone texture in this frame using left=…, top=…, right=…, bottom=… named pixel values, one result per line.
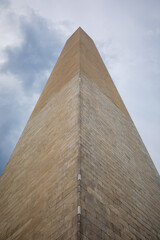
left=79, top=74, right=160, bottom=240
left=0, top=76, right=80, bottom=239
left=0, top=28, right=160, bottom=240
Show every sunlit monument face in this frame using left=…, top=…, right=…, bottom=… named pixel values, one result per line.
left=0, top=28, right=160, bottom=240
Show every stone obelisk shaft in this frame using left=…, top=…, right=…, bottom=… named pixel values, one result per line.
left=0, top=28, right=159, bottom=240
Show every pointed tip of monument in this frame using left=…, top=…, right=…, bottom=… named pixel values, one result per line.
left=77, top=26, right=83, bottom=30
left=67, top=27, right=93, bottom=43
left=31, top=24, right=130, bottom=120
left=77, top=26, right=87, bottom=33
left=76, top=26, right=91, bottom=36
left=76, top=26, right=85, bottom=32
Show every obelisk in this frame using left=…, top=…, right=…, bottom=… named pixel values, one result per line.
left=0, top=28, right=160, bottom=240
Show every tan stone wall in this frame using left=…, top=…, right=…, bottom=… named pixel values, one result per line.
left=0, top=76, right=80, bottom=240
left=79, top=74, right=160, bottom=239
left=0, top=28, right=160, bottom=240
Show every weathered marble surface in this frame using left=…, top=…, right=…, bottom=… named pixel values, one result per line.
left=0, top=28, right=159, bottom=240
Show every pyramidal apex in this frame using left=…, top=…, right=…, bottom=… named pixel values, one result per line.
left=30, top=28, right=130, bottom=119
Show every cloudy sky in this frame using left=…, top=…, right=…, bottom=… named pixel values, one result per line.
left=0, top=0, right=160, bottom=175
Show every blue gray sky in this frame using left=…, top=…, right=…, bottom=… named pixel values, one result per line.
left=0, top=0, right=160, bottom=175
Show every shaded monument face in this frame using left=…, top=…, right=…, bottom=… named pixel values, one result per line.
left=0, top=28, right=160, bottom=240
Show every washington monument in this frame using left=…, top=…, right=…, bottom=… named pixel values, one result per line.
left=0, top=28, right=160, bottom=240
